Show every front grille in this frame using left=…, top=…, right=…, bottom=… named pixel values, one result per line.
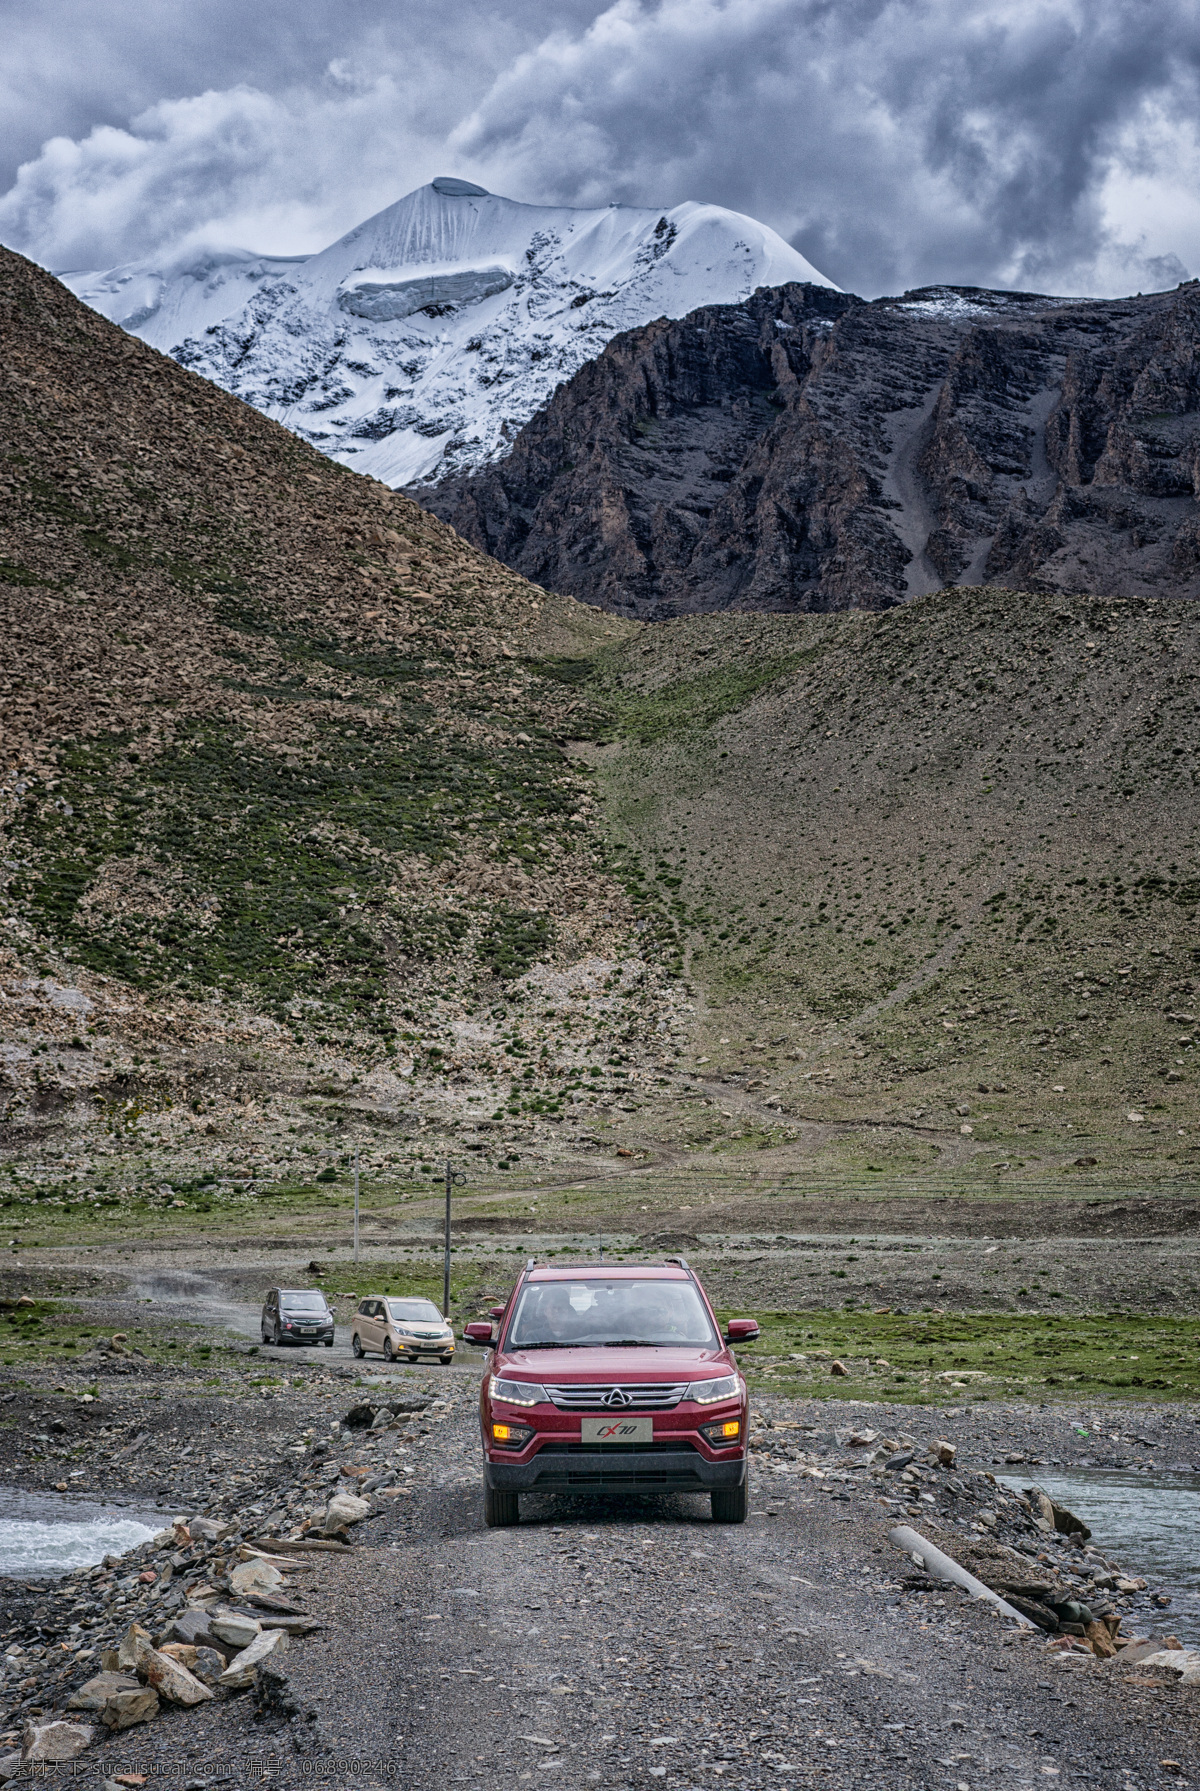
left=538, top=1440, right=697, bottom=1455
left=543, top=1382, right=689, bottom=1411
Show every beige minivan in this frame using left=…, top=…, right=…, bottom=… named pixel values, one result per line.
left=351, top=1295, right=456, bottom=1363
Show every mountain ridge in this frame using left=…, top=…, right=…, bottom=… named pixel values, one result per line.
left=425, top=277, right=1200, bottom=618
left=61, top=180, right=832, bottom=490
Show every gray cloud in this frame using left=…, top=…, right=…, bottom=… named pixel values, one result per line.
left=2, top=0, right=1198, bottom=296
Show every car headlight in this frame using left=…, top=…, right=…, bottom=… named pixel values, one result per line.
left=688, top=1374, right=741, bottom=1404
left=490, top=1375, right=547, bottom=1406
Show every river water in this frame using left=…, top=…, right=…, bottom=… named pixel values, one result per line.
left=0, top=1488, right=162, bottom=1579
left=999, top=1468, right=1200, bottom=1645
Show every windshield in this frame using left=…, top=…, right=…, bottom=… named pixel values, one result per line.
left=387, top=1299, right=444, bottom=1324
left=508, top=1279, right=717, bottom=1349
left=281, top=1293, right=328, bottom=1312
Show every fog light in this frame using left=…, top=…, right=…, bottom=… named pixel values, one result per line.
left=700, top=1417, right=741, bottom=1447
left=492, top=1421, right=534, bottom=1449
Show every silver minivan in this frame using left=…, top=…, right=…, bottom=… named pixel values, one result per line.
left=351, top=1295, right=455, bottom=1363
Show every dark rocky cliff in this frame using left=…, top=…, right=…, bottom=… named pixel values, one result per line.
left=422, top=280, right=1200, bottom=617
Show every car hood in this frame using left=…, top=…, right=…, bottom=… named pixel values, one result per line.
left=498, top=1346, right=733, bottom=1381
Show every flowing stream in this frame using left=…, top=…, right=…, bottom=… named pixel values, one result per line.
left=0, top=1488, right=161, bottom=1579
left=999, top=1468, right=1200, bottom=1644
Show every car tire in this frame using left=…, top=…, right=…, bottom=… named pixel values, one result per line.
left=384, top=1338, right=395, bottom=1362
left=351, top=1334, right=364, bottom=1358
left=440, top=1355, right=453, bottom=1365
left=324, top=1340, right=334, bottom=1348
left=711, top=1481, right=748, bottom=1524
left=484, top=1484, right=519, bottom=1528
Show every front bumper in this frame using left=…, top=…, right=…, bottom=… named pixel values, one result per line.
left=484, top=1448, right=746, bottom=1492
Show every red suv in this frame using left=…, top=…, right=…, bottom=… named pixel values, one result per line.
left=464, top=1258, right=758, bottom=1527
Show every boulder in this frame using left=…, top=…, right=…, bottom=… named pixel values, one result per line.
left=1127, top=1647, right=1200, bottom=1681
left=210, top=1610, right=261, bottom=1649
left=1084, top=1621, right=1117, bottom=1659
left=163, top=1609, right=226, bottom=1651
left=159, top=1643, right=199, bottom=1669
left=1113, top=1637, right=1181, bottom=1666
left=230, top=1557, right=284, bottom=1597
left=191, top=1647, right=228, bottom=1688
left=323, top=1492, right=370, bottom=1534
left=116, top=1623, right=153, bottom=1671
left=138, top=1647, right=214, bottom=1707
left=22, top=1720, right=94, bottom=1763
left=219, top=1627, right=288, bottom=1690
left=68, top=1670, right=141, bottom=1711
left=99, top=1687, right=160, bottom=1731
left=188, top=1515, right=230, bottom=1542
left=0, top=1752, right=20, bottom=1783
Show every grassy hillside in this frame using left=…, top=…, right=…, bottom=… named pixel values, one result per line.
left=4, top=242, right=1200, bottom=1261
left=0, top=247, right=693, bottom=1230
left=569, top=586, right=1200, bottom=1199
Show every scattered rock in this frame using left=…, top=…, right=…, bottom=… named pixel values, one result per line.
left=209, top=1611, right=261, bottom=1650
left=219, top=1627, right=288, bottom=1690
left=323, top=1491, right=371, bottom=1534
left=68, top=1670, right=141, bottom=1712
left=229, top=1557, right=284, bottom=1597
left=99, top=1687, right=160, bottom=1731
left=116, top=1622, right=153, bottom=1671
left=22, top=1719, right=94, bottom=1763
left=138, top=1646, right=215, bottom=1707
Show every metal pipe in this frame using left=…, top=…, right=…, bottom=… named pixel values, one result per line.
left=353, top=1150, right=360, bottom=1264
left=888, top=1525, right=1034, bottom=1626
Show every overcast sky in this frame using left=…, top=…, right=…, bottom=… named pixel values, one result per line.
left=2, top=0, right=1198, bottom=297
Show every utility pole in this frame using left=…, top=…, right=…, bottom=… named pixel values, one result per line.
left=443, top=1160, right=466, bottom=1319
left=353, top=1148, right=360, bottom=1265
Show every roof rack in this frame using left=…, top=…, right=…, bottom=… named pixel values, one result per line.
left=664, top=1255, right=690, bottom=1271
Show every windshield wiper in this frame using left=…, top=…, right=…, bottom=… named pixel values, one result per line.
left=510, top=1340, right=591, bottom=1350
left=602, top=1339, right=664, bottom=1347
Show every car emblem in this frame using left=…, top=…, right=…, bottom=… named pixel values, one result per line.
left=600, top=1388, right=633, bottom=1408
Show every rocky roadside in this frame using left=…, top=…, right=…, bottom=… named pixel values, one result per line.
left=0, top=1364, right=1197, bottom=1785
left=0, top=1368, right=464, bottom=1781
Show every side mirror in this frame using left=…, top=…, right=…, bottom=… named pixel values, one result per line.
left=724, top=1319, right=760, bottom=1344
left=464, top=1322, right=495, bottom=1347
left=489, top=1305, right=507, bottom=1319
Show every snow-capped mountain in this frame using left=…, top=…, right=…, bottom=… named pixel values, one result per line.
left=62, top=176, right=834, bottom=488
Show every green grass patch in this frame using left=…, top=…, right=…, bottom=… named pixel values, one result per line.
left=7, top=690, right=583, bottom=1026
left=726, top=1308, right=1200, bottom=1404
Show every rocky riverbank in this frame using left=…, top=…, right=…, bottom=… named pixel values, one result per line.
left=1, top=1354, right=1198, bottom=1785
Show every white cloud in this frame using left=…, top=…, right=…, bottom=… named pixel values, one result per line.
left=2, top=0, right=1198, bottom=295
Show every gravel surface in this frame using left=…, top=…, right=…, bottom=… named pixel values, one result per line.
left=1, top=1352, right=1198, bottom=1790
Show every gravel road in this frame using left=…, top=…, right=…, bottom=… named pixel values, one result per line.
left=3, top=1365, right=1197, bottom=1791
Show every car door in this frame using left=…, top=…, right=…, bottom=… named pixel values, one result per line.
left=264, top=1291, right=278, bottom=1338
left=358, top=1300, right=379, bottom=1352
